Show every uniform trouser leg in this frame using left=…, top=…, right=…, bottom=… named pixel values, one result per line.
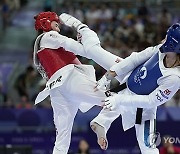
left=78, top=27, right=122, bottom=70
left=135, top=119, right=159, bottom=154
left=90, top=108, right=121, bottom=133
left=50, top=88, right=79, bottom=154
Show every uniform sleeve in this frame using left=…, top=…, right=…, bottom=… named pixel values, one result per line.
left=40, top=31, right=87, bottom=57
left=110, top=46, right=156, bottom=77
left=115, top=75, right=180, bottom=108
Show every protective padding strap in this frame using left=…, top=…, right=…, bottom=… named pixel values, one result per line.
left=144, top=120, right=150, bottom=147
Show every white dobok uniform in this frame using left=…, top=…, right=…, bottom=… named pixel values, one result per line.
left=33, top=30, right=120, bottom=154
left=76, top=27, right=180, bottom=154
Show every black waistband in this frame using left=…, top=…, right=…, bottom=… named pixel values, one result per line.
left=110, top=83, right=127, bottom=92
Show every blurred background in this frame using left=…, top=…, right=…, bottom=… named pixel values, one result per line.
left=0, top=0, right=180, bottom=153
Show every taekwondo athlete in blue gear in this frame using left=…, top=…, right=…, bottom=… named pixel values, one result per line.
left=90, top=23, right=180, bottom=154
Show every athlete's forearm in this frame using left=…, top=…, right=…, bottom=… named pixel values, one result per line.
left=114, top=76, right=180, bottom=108
left=110, top=46, right=155, bottom=77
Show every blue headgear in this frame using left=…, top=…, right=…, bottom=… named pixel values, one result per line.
left=160, top=23, right=180, bottom=54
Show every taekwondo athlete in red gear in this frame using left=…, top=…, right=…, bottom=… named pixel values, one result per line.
left=33, top=12, right=122, bottom=154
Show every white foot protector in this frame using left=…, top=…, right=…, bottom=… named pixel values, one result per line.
left=59, top=13, right=87, bottom=31
left=90, top=121, right=108, bottom=150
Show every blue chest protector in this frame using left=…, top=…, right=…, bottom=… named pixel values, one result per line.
left=127, top=52, right=163, bottom=95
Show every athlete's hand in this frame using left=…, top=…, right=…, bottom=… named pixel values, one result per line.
left=102, top=95, right=118, bottom=111
left=94, top=75, right=111, bottom=92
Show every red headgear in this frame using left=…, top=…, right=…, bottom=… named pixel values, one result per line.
left=34, top=12, right=60, bottom=32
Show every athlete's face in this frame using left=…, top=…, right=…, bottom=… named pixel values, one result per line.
left=51, top=21, right=60, bottom=32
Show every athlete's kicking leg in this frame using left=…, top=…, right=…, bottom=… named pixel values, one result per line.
left=90, top=108, right=121, bottom=150
left=59, top=13, right=123, bottom=71
left=90, top=122, right=107, bottom=150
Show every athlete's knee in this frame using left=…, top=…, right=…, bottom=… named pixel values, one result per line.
left=78, top=28, right=100, bottom=51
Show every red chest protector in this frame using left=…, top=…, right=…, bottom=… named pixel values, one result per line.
left=37, top=48, right=81, bottom=78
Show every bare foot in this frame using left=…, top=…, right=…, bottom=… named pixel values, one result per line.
left=91, top=122, right=108, bottom=150
left=98, top=137, right=107, bottom=150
